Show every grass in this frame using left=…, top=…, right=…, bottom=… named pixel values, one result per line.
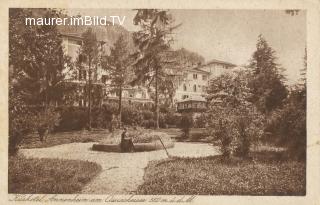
left=9, top=155, right=102, bottom=194
left=20, top=129, right=109, bottom=149
left=137, top=151, right=306, bottom=195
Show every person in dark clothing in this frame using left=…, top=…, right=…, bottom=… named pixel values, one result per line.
left=120, top=128, right=134, bottom=152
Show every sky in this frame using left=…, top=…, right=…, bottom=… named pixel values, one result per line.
left=67, top=9, right=306, bottom=85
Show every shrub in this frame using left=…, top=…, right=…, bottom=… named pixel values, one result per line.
left=207, top=71, right=264, bottom=158
left=265, top=88, right=306, bottom=161
left=32, top=107, right=61, bottom=142
left=194, top=113, right=207, bottom=128
left=179, top=113, right=194, bottom=138
left=56, top=106, right=87, bottom=131
left=121, top=106, right=143, bottom=126
left=142, top=119, right=156, bottom=129
left=164, top=112, right=181, bottom=128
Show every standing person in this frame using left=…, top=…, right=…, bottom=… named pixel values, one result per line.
left=120, top=127, right=134, bottom=152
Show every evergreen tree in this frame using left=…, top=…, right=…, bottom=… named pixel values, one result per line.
left=9, top=8, right=72, bottom=149
left=9, top=8, right=72, bottom=106
left=102, top=34, right=133, bottom=128
left=78, top=28, right=100, bottom=130
left=248, top=35, right=288, bottom=113
left=132, top=9, right=179, bottom=129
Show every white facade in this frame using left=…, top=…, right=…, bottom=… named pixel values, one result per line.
left=173, top=69, right=209, bottom=103
left=174, top=60, right=236, bottom=111
left=61, top=33, right=152, bottom=106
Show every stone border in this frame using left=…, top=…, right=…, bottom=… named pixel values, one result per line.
left=92, top=141, right=174, bottom=152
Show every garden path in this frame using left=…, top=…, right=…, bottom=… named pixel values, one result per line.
left=20, top=142, right=219, bottom=194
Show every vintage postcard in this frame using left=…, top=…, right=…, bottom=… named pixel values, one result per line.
left=1, top=0, right=319, bottom=204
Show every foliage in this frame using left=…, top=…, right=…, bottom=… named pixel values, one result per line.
left=32, top=107, right=61, bottom=142
left=56, top=106, right=87, bottom=131
left=9, top=8, right=73, bottom=153
left=9, top=8, right=73, bottom=106
left=132, top=9, right=179, bottom=128
left=9, top=89, right=35, bottom=155
left=194, top=113, right=207, bottom=128
left=137, top=155, right=306, bottom=195
left=102, top=34, right=133, bottom=127
left=207, top=70, right=264, bottom=158
left=179, top=113, right=194, bottom=138
left=121, top=105, right=144, bottom=126
left=264, top=48, right=306, bottom=161
left=247, top=35, right=287, bottom=113
left=9, top=156, right=102, bottom=194
left=265, top=84, right=306, bottom=160
left=77, top=27, right=102, bottom=129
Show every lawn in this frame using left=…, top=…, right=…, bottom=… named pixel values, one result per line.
left=8, top=156, right=102, bottom=194
left=137, top=151, right=306, bottom=195
left=20, top=129, right=109, bottom=149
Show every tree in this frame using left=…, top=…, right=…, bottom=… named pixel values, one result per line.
left=248, top=35, right=288, bottom=114
left=10, top=8, right=72, bottom=106
left=207, top=70, right=264, bottom=158
left=265, top=49, right=306, bottom=160
left=132, top=9, right=179, bottom=129
left=102, top=34, right=133, bottom=128
left=78, top=28, right=100, bottom=130
left=9, top=8, right=71, bottom=145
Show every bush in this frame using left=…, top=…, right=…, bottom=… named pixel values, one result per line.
left=265, top=88, right=306, bottom=160
left=32, top=107, right=61, bottom=142
left=142, top=119, right=156, bottom=129
left=194, top=113, right=207, bottom=128
left=207, top=71, right=264, bottom=158
left=56, top=107, right=87, bottom=131
left=164, top=112, right=181, bottom=128
left=179, top=113, right=194, bottom=138
left=121, top=106, right=143, bottom=126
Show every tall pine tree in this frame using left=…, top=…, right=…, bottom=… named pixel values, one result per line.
left=248, top=35, right=288, bottom=113
left=77, top=28, right=100, bottom=130
left=132, top=9, right=179, bottom=129
left=102, top=34, right=133, bottom=128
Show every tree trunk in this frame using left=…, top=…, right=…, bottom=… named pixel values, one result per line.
left=155, top=66, right=159, bottom=129
left=88, top=57, right=92, bottom=131
left=118, top=84, right=122, bottom=128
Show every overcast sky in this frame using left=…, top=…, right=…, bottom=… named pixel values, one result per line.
left=67, top=9, right=306, bottom=85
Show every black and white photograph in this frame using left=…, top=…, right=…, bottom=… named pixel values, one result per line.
left=4, top=1, right=317, bottom=203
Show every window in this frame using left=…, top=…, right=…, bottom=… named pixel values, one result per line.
left=101, top=75, right=107, bottom=84
left=193, top=84, right=197, bottom=92
left=182, top=95, right=188, bottom=99
left=193, top=74, right=198, bottom=79
left=183, top=84, right=187, bottom=91
left=202, top=75, right=207, bottom=80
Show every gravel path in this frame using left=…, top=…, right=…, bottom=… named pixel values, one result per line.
left=20, top=142, right=219, bottom=194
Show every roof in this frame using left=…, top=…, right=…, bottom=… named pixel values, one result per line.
left=177, top=95, right=206, bottom=103
left=205, top=59, right=236, bottom=67
left=185, top=68, right=210, bottom=74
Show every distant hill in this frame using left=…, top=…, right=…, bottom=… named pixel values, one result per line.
left=58, top=24, right=136, bottom=54
left=29, top=8, right=136, bottom=54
